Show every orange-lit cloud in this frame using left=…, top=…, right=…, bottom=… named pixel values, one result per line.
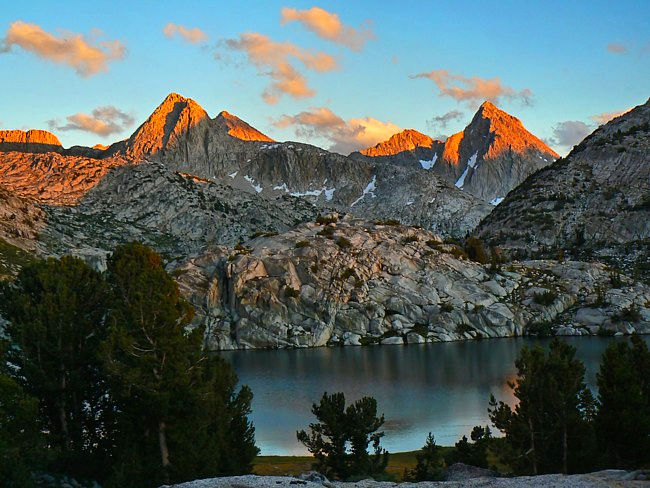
left=280, top=6, right=375, bottom=51
left=411, top=69, right=533, bottom=106
left=48, top=106, right=135, bottom=137
left=162, top=23, right=208, bottom=44
left=606, top=43, right=627, bottom=54
left=1, top=21, right=125, bottom=77
left=224, top=32, right=337, bottom=104
left=590, top=108, right=632, bottom=125
left=273, top=106, right=400, bottom=154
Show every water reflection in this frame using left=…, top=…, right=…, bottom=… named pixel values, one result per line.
left=219, top=336, right=647, bottom=455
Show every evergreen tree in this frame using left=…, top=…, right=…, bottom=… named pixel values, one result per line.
left=297, top=392, right=388, bottom=480
left=595, top=335, right=650, bottom=468
left=0, top=257, right=113, bottom=479
left=488, top=339, right=595, bottom=475
left=345, top=396, right=389, bottom=477
left=447, top=425, right=491, bottom=468
left=103, top=242, right=257, bottom=487
left=0, top=341, right=43, bottom=487
left=405, top=432, right=445, bottom=481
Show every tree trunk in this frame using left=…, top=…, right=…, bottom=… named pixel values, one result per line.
left=159, top=421, right=171, bottom=469
left=528, top=417, right=537, bottom=475
left=58, top=356, right=70, bottom=450
left=563, top=425, right=568, bottom=474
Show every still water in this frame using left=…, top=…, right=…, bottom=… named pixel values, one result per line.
left=220, top=336, right=646, bottom=455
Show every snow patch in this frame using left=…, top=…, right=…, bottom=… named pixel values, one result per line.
left=406, top=200, right=414, bottom=206
left=490, top=196, right=505, bottom=206
left=455, top=151, right=478, bottom=188
left=273, top=182, right=336, bottom=201
left=244, top=175, right=263, bottom=193
left=228, top=171, right=238, bottom=179
left=273, top=183, right=289, bottom=192
left=419, top=153, right=438, bottom=170
left=350, top=175, right=377, bottom=207
left=261, top=143, right=280, bottom=150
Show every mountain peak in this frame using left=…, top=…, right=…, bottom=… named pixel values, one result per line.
left=360, top=129, right=435, bottom=157
left=124, top=93, right=210, bottom=159
left=464, top=101, right=559, bottom=159
left=214, top=110, right=274, bottom=142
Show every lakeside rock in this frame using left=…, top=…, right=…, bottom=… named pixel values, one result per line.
left=173, top=215, right=650, bottom=350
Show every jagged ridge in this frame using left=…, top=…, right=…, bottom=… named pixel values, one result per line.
left=355, top=101, right=559, bottom=203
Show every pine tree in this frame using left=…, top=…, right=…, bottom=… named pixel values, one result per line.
left=0, top=257, right=113, bottom=479
left=488, top=339, right=595, bottom=475
left=297, top=392, right=388, bottom=480
left=103, top=243, right=257, bottom=487
left=0, top=340, right=43, bottom=487
left=448, top=426, right=492, bottom=468
left=405, top=432, right=445, bottom=481
left=595, top=335, right=650, bottom=468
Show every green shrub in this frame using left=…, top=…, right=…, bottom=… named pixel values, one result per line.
left=440, top=302, right=454, bottom=313
left=284, top=286, right=300, bottom=298
left=533, top=290, right=557, bottom=306
left=250, top=230, right=278, bottom=238
left=464, top=236, right=488, bottom=264
left=295, top=240, right=311, bottom=248
left=316, top=214, right=338, bottom=225
left=374, top=219, right=401, bottom=226
left=402, top=235, right=419, bottom=244
left=335, top=237, right=352, bottom=249
left=612, top=303, right=642, bottom=323
left=526, top=320, right=554, bottom=336
left=317, top=226, right=334, bottom=238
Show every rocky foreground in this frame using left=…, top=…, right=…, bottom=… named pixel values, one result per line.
left=160, top=470, right=649, bottom=488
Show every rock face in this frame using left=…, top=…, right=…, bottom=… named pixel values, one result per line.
left=478, top=98, right=650, bottom=274
left=41, top=162, right=321, bottom=258
left=0, top=151, right=128, bottom=205
left=0, top=186, right=44, bottom=251
left=353, top=102, right=559, bottom=204
left=0, top=129, right=62, bottom=153
left=172, top=215, right=650, bottom=350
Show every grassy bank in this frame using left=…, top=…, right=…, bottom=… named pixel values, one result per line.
left=253, top=448, right=455, bottom=481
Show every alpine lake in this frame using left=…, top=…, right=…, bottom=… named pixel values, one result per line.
left=220, top=336, right=650, bottom=455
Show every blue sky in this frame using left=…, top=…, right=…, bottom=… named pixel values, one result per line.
left=1, top=0, right=648, bottom=155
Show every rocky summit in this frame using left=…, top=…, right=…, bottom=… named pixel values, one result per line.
left=353, top=101, right=559, bottom=204
left=478, top=97, right=650, bottom=276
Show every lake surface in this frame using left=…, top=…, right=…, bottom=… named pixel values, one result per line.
left=220, top=336, right=648, bottom=455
